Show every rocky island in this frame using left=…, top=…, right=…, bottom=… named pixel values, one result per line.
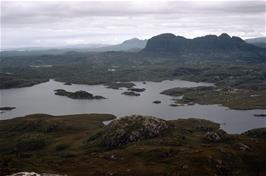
left=64, top=82, right=72, bottom=85
left=0, top=113, right=265, bottom=176
left=128, top=87, right=146, bottom=92
left=54, top=89, right=105, bottom=99
left=0, top=106, right=16, bottom=111
left=153, top=100, right=161, bottom=104
left=254, top=114, right=266, bottom=117
left=104, top=82, right=135, bottom=89
left=122, top=91, right=140, bottom=96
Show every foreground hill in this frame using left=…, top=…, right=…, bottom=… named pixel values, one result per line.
left=142, top=33, right=266, bottom=62
left=0, top=114, right=265, bottom=176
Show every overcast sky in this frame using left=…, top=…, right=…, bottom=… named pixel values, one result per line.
left=1, top=0, right=265, bottom=49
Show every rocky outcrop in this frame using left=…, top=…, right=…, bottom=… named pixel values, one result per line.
left=54, top=89, right=105, bottom=99
left=204, top=129, right=228, bottom=142
left=97, top=115, right=169, bottom=148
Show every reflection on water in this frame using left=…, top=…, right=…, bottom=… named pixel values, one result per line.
left=0, top=79, right=265, bottom=133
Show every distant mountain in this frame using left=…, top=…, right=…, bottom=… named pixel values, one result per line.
left=0, top=44, right=111, bottom=56
left=142, top=33, right=266, bottom=61
left=245, top=37, right=266, bottom=48
left=92, top=38, right=147, bottom=52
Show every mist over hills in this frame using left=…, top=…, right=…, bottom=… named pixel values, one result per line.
left=245, top=37, right=266, bottom=48
left=89, top=38, right=147, bottom=52
left=1, top=34, right=266, bottom=62
left=1, top=38, right=147, bottom=57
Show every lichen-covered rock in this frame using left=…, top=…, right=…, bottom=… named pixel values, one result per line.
left=99, top=115, right=169, bottom=148
left=204, top=129, right=228, bottom=142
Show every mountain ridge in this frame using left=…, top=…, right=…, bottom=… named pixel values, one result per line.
left=141, top=33, right=266, bottom=61
left=143, top=33, right=255, bottom=52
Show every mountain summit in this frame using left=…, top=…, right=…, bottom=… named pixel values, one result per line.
left=142, top=33, right=266, bottom=61
left=143, top=33, right=250, bottom=52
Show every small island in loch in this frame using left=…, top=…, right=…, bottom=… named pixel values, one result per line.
left=0, top=106, right=16, bottom=111
left=128, top=87, right=146, bottom=92
left=122, top=91, right=141, bottom=96
left=104, top=82, right=136, bottom=89
left=153, top=100, right=161, bottom=104
left=54, top=89, right=106, bottom=100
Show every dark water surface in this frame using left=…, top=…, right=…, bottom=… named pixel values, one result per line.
left=1, top=79, right=265, bottom=133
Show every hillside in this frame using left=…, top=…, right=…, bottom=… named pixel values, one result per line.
left=0, top=114, right=266, bottom=176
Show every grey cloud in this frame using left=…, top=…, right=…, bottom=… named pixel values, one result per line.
left=1, top=1, right=265, bottom=49
left=2, top=1, right=265, bottom=25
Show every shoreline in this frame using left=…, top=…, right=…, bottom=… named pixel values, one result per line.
left=1, top=113, right=265, bottom=135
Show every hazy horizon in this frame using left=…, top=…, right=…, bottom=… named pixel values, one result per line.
left=1, top=0, right=266, bottom=50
